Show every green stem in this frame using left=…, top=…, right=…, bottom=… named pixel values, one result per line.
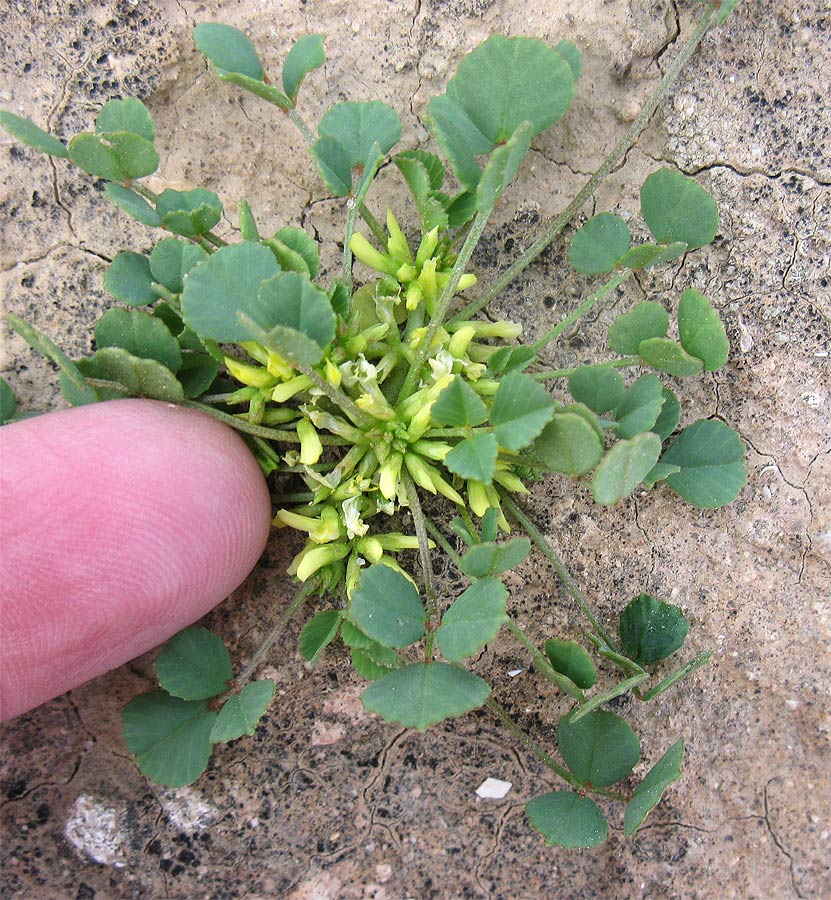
left=403, top=473, right=438, bottom=660
left=640, top=652, right=712, bottom=702
left=182, top=400, right=343, bottom=443
left=297, top=363, right=375, bottom=430
left=505, top=620, right=584, bottom=702
left=530, top=271, right=630, bottom=352
left=568, top=672, right=650, bottom=722
left=234, top=579, right=318, bottom=685
left=398, top=202, right=494, bottom=402
left=501, top=494, right=618, bottom=651
left=358, top=203, right=388, bottom=245
left=201, top=231, right=227, bottom=248
left=287, top=108, right=315, bottom=146
left=532, top=356, right=640, bottom=381
left=450, top=3, right=717, bottom=323
left=586, top=634, right=644, bottom=676
left=424, top=519, right=462, bottom=567
left=342, top=196, right=360, bottom=291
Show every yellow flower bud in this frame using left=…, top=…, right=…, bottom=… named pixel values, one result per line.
left=468, top=480, right=491, bottom=518
left=224, top=357, right=278, bottom=389
left=404, top=453, right=437, bottom=493
left=492, top=471, right=530, bottom=494
left=448, top=324, right=476, bottom=359
left=419, top=257, right=439, bottom=312
left=405, top=281, right=423, bottom=311
left=297, top=418, right=323, bottom=466
left=355, top=535, right=384, bottom=564
left=349, top=232, right=399, bottom=277
left=415, top=226, right=439, bottom=267
left=457, top=273, right=477, bottom=291
left=266, top=351, right=294, bottom=379
left=379, top=451, right=404, bottom=500
left=396, top=262, right=417, bottom=283
left=294, top=542, right=350, bottom=582
left=386, top=210, right=413, bottom=264
left=324, top=358, right=342, bottom=387
left=431, top=471, right=465, bottom=507
left=271, top=375, right=313, bottom=402
left=410, top=440, right=452, bottom=461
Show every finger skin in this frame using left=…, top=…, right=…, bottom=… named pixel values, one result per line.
left=0, top=399, right=272, bottom=721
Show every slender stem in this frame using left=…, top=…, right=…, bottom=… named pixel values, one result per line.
left=342, top=197, right=360, bottom=291
left=180, top=400, right=345, bottom=443
left=532, top=356, right=640, bottom=381
left=505, top=620, right=584, bottom=702
left=587, top=634, right=644, bottom=676
left=501, top=494, right=618, bottom=651
left=200, top=231, right=227, bottom=248
left=234, top=580, right=318, bottom=685
left=276, top=491, right=316, bottom=504
left=296, top=362, right=374, bottom=430
left=424, top=519, right=462, bottom=567
left=398, top=203, right=494, bottom=402
left=358, top=203, right=387, bottom=245
left=450, top=4, right=717, bottom=323
left=640, top=652, right=712, bottom=702
left=287, top=108, right=315, bottom=146
left=403, top=473, right=438, bottom=660
left=530, top=271, right=630, bottom=352
left=568, top=672, right=650, bottom=722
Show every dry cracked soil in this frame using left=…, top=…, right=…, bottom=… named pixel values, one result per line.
left=1, top=1, right=829, bottom=898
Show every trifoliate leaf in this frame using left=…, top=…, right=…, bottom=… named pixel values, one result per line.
left=155, top=627, right=233, bottom=700
left=616, top=242, right=687, bottom=270
left=299, top=609, right=341, bottom=663
left=476, top=120, right=534, bottom=209
left=193, top=23, right=265, bottom=80
left=619, top=594, right=688, bottom=665
left=558, top=709, right=640, bottom=787
left=533, top=410, right=604, bottom=476
left=68, top=131, right=159, bottom=181
left=490, top=370, right=555, bottom=451
left=177, top=353, right=220, bottom=398
left=567, top=364, right=625, bottom=414
left=95, top=98, right=155, bottom=143
left=104, top=251, right=158, bottom=306
left=156, top=188, right=222, bottom=237
left=444, top=433, right=498, bottom=484
left=459, top=537, right=531, bottom=579
left=432, top=377, right=488, bottom=427
left=149, top=238, right=209, bottom=295
left=651, top=387, right=681, bottom=441
left=94, top=308, right=182, bottom=373
left=78, top=348, right=185, bottom=402
left=613, top=374, right=665, bottom=439
left=361, top=662, right=490, bottom=731
left=271, top=226, right=320, bottom=279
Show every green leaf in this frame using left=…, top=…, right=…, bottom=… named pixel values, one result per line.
left=210, top=680, right=275, bottom=743
left=426, top=35, right=576, bottom=191
left=122, top=692, right=216, bottom=788
left=435, top=578, right=508, bottom=662
left=445, top=190, right=478, bottom=228
left=361, top=662, right=490, bottom=731
left=155, top=626, right=233, bottom=700
left=616, top=242, right=687, bottom=270
left=486, top=346, right=536, bottom=375
left=544, top=639, right=597, bottom=689
left=431, top=376, right=488, bottom=427
left=180, top=242, right=280, bottom=342
left=624, top=740, right=685, bottom=836
left=533, top=410, right=604, bottom=476
left=677, top=288, right=729, bottom=371
left=558, top=709, right=640, bottom=787
left=104, top=184, right=162, bottom=227
left=619, top=594, right=688, bottom=666
left=349, top=564, right=425, bottom=648
left=351, top=646, right=398, bottom=680
left=68, top=131, right=159, bottom=181
left=102, top=251, right=156, bottom=306
left=256, top=271, right=336, bottom=349
left=282, top=34, right=325, bottom=102
left=641, top=460, right=681, bottom=489
left=0, top=110, right=68, bottom=158
left=213, top=70, right=292, bottom=109
left=609, top=302, right=669, bottom=355
left=6, top=314, right=96, bottom=406
left=340, top=619, right=375, bottom=650
left=480, top=508, right=499, bottom=543
left=444, top=433, right=498, bottom=484
left=271, top=226, right=320, bottom=279
left=526, top=792, right=608, bottom=848
left=95, top=98, right=155, bottom=143
left=95, top=308, right=182, bottom=372
left=638, top=337, right=704, bottom=378
left=299, top=609, right=341, bottom=663
left=554, top=39, right=582, bottom=80
left=237, top=199, right=260, bottom=241
left=568, top=364, right=625, bottom=414
left=329, top=280, right=350, bottom=319
left=490, top=370, right=555, bottom=451
left=149, top=238, right=209, bottom=295
left=613, top=374, right=665, bottom=439
left=177, top=353, right=220, bottom=398
left=156, top=188, right=222, bottom=237
left=651, top=387, right=680, bottom=441
left=660, top=418, right=746, bottom=508
left=0, top=377, right=17, bottom=423
left=311, top=136, right=353, bottom=197
left=591, top=432, right=662, bottom=505
left=568, top=213, right=631, bottom=274
left=716, top=0, right=740, bottom=24
left=476, top=120, right=534, bottom=208
left=193, top=23, right=264, bottom=80
left=641, top=168, right=718, bottom=250
left=459, top=537, right=531, bottom=578
left=79, top=348, right=185, bottom=402
left=394, top=151, right=448, bottom=232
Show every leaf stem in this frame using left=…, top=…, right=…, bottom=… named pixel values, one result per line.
left=180, top=400, right=347, bottom=443
left=424, top=518, right=462, bottom=567
left=532, top=356, right=640, bottom=381
left=505, top=619, right=585, bottom=702
left=450, top=3, right=717, bottom=322
left=403, top=473, right=438, bottom=660
left=500, top=493, right=619, bottom=651
left=398, top=202, right=494, bottom=402
left=568, top=672, right=650, bottom=722
left=530, top=271, right=630, bottom=352
left=640, top=651, right=712, bottom=702
left=234, top=579, right=318, bottom=685
left=342, top=196, right=360, bottom=291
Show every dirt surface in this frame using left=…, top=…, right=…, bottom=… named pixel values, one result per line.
left=1, top=1, right=829, bottom=898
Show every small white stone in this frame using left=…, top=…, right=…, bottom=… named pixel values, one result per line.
left=475, top=778, right=512, bottom=799
left=507, top=668, right=523, bottom=678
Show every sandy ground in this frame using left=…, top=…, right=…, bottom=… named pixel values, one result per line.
left=1, top=1, right=829, bottom=898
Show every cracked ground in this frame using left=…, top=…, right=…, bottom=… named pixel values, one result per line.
left=1, top=0, right=829, bottom=898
